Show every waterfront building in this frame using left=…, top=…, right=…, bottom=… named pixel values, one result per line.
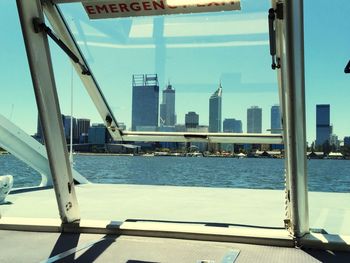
left=160, top=82, right=176, bottom=126
left=344, top=136, right=350, bottom=147
left=131, top=74, right=159, bottom=131
left=88, top=124, right=109, bottom=144
left=175, top=124, right=186, bottom=132
left=63, top=116, right=79, bottom=143
left=247, top=106, right=262, bottom=133
left=316, top=104, right=332, bottom=146
left=329, top=134, right=340, bottom=150
left=223, top=118, right=242, bottom=133
left=77, top=118, right=90, bottom=138
left=209, top=83, right=222, bottom=132
left=270, top=105, right=281, bottom=134
left=185, top=111, right=199, bottom=128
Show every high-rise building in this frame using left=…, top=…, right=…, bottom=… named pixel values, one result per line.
left=270, top=105, right=281, bottom=134
left=77, top=118, right=90, bottom=137
left=185, top=111, right=199, bottom=128
left=247, top=106, right=262, bottom=133
left=209, top=83, right=222, bottom=132
left=223, top=118, right=242, bottom=133
left=63, top=116, right=78, bottom=142
left=88, top=124, right=108, bottom=144
left=344, top=136, right=350, bottom=147
left=316, top=104, right=331, bottom=146
left=77, top=118, right=90, bottom=143
left=132, top=74, right=159, bottom=131
left=160, top=82, right=176, bottom=126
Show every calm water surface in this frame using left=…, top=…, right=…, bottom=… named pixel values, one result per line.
left=0, top=154, right=350, bottom=192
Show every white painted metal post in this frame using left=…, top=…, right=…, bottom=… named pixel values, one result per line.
left=42, top=2, right=123, bottom=141
left=275, top=0, right=309, bottom=237
left=16, top=0, right=80, bottom=223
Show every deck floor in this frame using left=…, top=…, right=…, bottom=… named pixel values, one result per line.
left=1, top=229, right=350, bottom=263
left=1, top=184, right=350, bottom=235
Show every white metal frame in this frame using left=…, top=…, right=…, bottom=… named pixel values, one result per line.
left=11, top=0, right=318, bottom=247
left=0, top=114, right=89, bottom=187
left=16, top=0, right=80, bottom=223
left=273, top=0, right=309, bottom=238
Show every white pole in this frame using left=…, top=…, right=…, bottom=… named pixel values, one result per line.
left=69, top=65, right=73, bottom=165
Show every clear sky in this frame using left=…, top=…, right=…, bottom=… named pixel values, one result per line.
left=1, top=0, right=350, bottom=144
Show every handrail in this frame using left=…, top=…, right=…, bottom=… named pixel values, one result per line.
left=121, top=131, right=283, bottom=144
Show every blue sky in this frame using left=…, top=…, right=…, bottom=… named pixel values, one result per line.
left=1, top=0, right=350, bottom=144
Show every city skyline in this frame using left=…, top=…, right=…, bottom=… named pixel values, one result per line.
left=2, top=0, right=350, bottom=144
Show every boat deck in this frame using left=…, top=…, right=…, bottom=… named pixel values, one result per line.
left=1, top=229, right=350, bottom=263
left=1, top=184, right=349, bottom=235
left=1, top=184, right=350, bottom=262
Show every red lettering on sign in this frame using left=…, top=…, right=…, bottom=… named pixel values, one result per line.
left=96, top=5, right=109, bottom=13
left=130, top=2, right=141, bottom=11
left=119, top=3, right=129, bottom=12
left=109, top=4, right=119, bottom=13
left=85, top=5, right=96, bottom=15
left=152, top=0, right=165, bottom=10
left=142, top=1, right=151, bottom=10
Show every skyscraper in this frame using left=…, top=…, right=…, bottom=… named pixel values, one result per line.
left=316, top=104, right=331, bottom=146
left=185, top=111, right=199, bottom=128
left=247, top=106, right=262, bottom=133
left=77, top=118, right=90, bottom=141
left=223, top=118, right=242, bottom=133
left=270, top=105, right=281, bottom=134
left=209, top=83, right=222, bottom=132
left=132, top=74, right=159, bottom=131
left=160, top=82, right=176, bottom=126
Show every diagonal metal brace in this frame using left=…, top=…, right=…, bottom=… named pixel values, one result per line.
left=344, top=60, right=350, bottom=73
left=33, top=17, right=90, bottom=75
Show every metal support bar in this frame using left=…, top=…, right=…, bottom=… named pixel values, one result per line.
left=344, top=60, right=350, bottom=73
left=275, top=0, right=309, bottom=237
left=16, top=0, right=80, bottom=223
left=0, top=114, right=89, bottom=186
left=122, top=131, right=283, bottom=144
left=32, top=18, right=90, bottom=75
left=42, top=2, right=123, bottom=141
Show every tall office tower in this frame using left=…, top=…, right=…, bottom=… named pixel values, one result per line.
left=316, top=104, right=331, bottom=146
left=270, top=105, right=282, bottom=134
left=132, top=74, right=159, bottom=131
left=77, top=118, right=90, bottom=138
left=160, top=82, right=176, bottom=126
left=223, top=118, right=243, bottom=133
left=209, top=83, right=222, bottom=132
left=247, top=106, right=262, bottom=133
left=63, top=116, right=78, bottom=142
left=185, top=111, right=199, bottom=128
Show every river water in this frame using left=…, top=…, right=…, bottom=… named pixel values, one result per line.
left=1, top=154, right=349, bottom=192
